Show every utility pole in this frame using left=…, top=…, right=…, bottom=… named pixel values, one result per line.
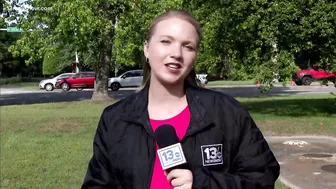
left=75, top=51, right=79, bottom=73
left=74, top=22, right=80, bottom=73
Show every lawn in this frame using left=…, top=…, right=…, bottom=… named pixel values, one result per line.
left=1, top=94, right=335, bottom=189
left=206, top=80, right=328, bottom=86
left=0, top=82, right=40, bottom=90
left=207, top=80, right=256, bottom=85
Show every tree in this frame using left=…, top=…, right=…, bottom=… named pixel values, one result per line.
left=185, top=0, right=335, bottom=90
left=1, top=13, right=29, bottom=77
left=8, top=0, right=128, bottom=100
left=112, top=0, right=184, bottom=72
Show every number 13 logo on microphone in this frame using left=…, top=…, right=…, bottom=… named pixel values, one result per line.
left=157, top=143, right=187, bottom=170
left=201, top=144, right=223, bottom=166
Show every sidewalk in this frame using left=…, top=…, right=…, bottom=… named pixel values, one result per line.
left=265, top=136, right=336, bottom=189
left=0, top=88, right=40, bottom=95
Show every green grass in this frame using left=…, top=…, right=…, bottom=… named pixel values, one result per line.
left=207, top=80, right=333, bottom=86
left=1, top=100, right=115, bottom=189
left=237, top=94, right=336, bottom=136
left=1, top=94, right=335, bottom=189
left=275, top=180, right=292, bottom=189
left=0, top=82, right=40, bottom=90
left=207, top=80, right=256, bottom=85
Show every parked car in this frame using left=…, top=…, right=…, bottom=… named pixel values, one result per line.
left=108, top=70, right=208, bottom=91
left=292, top=67, right=336, bottom=86
left=108, top=70, right=143, bottom=91
left=55, top=71, right=95, bottom=91
left=196, top=74, right=208, bottom=85
left=39, top=73, right=75, bottom=91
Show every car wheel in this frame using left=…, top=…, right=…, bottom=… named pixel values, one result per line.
left=295, top=81, right=302, bottom=86
left=61, top=83, right=70, bottom=91
left=110, top=82, right=120, bottom=91
left=76, top=88, right=83, bottom=91
left=45, top=83, right=54, bottom=91
left=302, top=76, right=312, bottom=85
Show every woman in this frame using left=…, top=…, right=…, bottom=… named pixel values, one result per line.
left=82, top=9, right=280, bottom=189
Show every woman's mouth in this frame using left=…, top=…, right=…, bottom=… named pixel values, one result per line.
left=165, top=63, right=182, bottom=71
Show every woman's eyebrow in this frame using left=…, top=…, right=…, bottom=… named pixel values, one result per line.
left=159, top=35, right=197, bottom=46
left=159, top=35, right=174, bottom=39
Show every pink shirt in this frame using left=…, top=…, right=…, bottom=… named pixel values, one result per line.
left=149, top=106, right=190, bottom=189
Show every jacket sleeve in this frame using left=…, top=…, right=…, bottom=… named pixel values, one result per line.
left=81, top=109, right=116, bottom=189
left=201, top=102, right=280, bottom=189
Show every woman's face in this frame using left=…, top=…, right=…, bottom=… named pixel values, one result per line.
left=144, top=17, right=199, bottom=85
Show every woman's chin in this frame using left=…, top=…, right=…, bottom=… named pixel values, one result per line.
left=158, top=76, right=184, bottom=86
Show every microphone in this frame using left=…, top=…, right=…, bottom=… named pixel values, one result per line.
left=154, top=124, right=188, bottom=171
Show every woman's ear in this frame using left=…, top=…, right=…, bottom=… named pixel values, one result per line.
left=144, top=41, right=149, bottom=58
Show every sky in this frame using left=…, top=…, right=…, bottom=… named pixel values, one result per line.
left=2, top=0, right=30, bottom=25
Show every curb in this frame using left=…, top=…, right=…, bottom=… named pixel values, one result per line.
left=278, top=175, right=301, bottom=189
left=265, top=135, right=336, bottom=141
left=0, top=91, right=40, bottom=95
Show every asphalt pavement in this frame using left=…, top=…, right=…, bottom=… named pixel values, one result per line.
left=0, top=85, right=335, bottom=106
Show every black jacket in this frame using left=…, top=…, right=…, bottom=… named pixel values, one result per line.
left=81, top=85, right=280, bottom=189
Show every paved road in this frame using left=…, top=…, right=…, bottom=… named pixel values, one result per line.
left=0, top=85, right=335, bottom=106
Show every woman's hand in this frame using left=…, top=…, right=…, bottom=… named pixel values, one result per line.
left=165, top=169, right=193, bottom=189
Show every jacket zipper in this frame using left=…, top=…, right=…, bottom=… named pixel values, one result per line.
left=137, top=119, right=156, bottom=189
left=147, top=142, right=156, bottom=189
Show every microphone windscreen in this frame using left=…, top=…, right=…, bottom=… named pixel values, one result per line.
left=154, top=124, right=179, bottom=148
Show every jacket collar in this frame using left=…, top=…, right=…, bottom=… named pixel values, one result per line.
left=120, top=83, right=213, bottom=137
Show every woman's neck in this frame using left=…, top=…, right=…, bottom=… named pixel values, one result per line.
left=148, top=77, right=186, bottom=105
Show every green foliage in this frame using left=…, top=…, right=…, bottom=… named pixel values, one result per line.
left=277, top=50, right=299, bottom=81
left=6, top=0, right=131, bottom=97
left=112, top=0, right=184, bottom=68
left=42, top=52, right=59, bottom=75
left=3, top=0, right=335, bottom=92
left=185, top=0, right=335, bottom=90
left=0, top=16, right=23, bottom=74
left=0, top=76, right=22, bottom=85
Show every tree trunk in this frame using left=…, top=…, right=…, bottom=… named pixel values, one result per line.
left=91, top=38, right=113, bottom=101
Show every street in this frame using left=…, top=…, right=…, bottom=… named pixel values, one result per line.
left=1, top=85, right=335, bottom=106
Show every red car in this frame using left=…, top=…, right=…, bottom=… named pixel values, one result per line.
left=56, top=72, right=95, bottom=91
left=292, top=67, right=335, bottom=86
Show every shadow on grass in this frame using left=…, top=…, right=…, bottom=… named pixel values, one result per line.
left=241, top=97, right=336, bottom=117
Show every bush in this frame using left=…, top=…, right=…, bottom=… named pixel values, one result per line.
left=0, top=77, right=44, bottom=85
left=0, top=77, right=23, bottom=85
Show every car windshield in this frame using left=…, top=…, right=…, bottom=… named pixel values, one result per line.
left=58, top=74, right=73, bottom=79
left=120, top=70, right=143, bottom=77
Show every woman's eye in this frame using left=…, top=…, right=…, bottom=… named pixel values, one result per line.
left=185, top=45, right=195, bottom=51
left=161, top=40, right=170, bottom=44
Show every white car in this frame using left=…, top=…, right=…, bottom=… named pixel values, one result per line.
left=196, top=74, right=208, bottom=85
left=108, top=70, right=143, bottom=91
left=39, top=73, right=75, bottom=91
left=108, top=70, right=208, bottom=91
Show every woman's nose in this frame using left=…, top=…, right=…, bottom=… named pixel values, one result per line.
left=169, top=44, right=182, bottom=59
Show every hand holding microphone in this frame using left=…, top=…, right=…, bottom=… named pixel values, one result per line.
left=165, top=169, right=193, bottom=189
left=155, top=124, right=193, bottom=189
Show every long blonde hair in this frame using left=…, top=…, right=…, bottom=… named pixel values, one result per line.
left=140, top=9, right=203, bottom=88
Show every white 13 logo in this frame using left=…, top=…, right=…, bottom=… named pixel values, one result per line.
left=204, top=147, right=218, bottom=159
